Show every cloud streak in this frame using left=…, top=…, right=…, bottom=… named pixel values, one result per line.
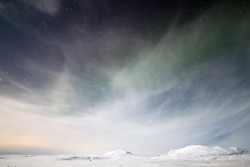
left=0, top=0, right=62, bottom=16
left=26, top=0, right=62, bottom=16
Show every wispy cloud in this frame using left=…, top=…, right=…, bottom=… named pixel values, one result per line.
left=0, top=0, right=62, bottom=16
left=26, top=0, right=62, bottom=16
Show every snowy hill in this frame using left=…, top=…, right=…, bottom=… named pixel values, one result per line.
left=103, top=150, right=133, bottom=157
left=155, top=145, right=249, bottom=160
left=228, top=147, right=245, bottom=155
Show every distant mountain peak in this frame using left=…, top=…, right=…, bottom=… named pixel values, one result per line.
left=103, top=150, right=133, bottom=156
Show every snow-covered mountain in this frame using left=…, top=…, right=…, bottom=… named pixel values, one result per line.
left=155, top=145, right=249, bottom=160
left=103, top=150, right=133, bottom=157
left=228, top=147, right=245, bottom=155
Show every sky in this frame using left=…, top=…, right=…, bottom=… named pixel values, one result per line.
left=0, top=0, right=249, bottom=156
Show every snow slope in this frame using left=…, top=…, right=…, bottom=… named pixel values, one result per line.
left=1, top=153, right=250, bottom=167
left=155, top=145, right=249, bottom=160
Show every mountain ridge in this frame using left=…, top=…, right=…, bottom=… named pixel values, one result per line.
left=155, top=145, right=249, bottom=160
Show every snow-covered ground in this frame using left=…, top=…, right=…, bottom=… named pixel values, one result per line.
left=0, top=146, right=250, bottom=167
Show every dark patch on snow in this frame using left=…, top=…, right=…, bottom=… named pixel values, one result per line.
left=59, top=156, right=109, bottom=161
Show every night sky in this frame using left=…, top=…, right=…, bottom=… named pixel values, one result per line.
left=0, top=0, right=249, bottom=155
